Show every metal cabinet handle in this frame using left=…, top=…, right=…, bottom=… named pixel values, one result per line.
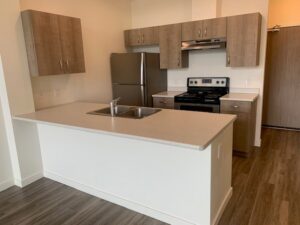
left=227, top=55, right=231, bottom=65
left=142, top=34, right=145, bottom=43
left=204, top=27, right=207, bottom=36
left=232, top=105, right=239, bottom=109
left=177, top=55, right=181, bottom=67
left=198, top=29, right=202, bottom=37
left=59, top=58, right=63, bottom=70
left=66, top=59, right=70, bottom=68
left=159, top=100, right=167, bottom=104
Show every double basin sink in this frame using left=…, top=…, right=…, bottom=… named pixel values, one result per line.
left=88, top=105, right=161, bottom=119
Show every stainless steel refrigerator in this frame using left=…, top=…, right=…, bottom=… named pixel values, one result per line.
left=110, top=53, right=167, bottom=107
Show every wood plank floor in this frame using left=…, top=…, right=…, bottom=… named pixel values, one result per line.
left=219, top=128, right=300, bottom=225
left=0, top=128, right=299, bottom=225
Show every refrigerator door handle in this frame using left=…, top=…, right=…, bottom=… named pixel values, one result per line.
left=140, top=53, right=145, bottom=85
left=140, top=53, right=147, bottom=106
left=141, top=85, right=145, bottom=106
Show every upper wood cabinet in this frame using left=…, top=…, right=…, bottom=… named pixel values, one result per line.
left=226, top=13, right=262, bottom=67
left=159, top=24, right=188, bottom=69
left=124, top=27, right=159, bottom=47
left=21, top=10, right=85, bottom=76
left=182, top=17, right=227, bottom=41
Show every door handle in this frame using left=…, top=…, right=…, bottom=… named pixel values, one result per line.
left=59, top=58, right=63, bottom=71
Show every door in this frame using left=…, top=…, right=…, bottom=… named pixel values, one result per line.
left=182, top=21, right=203, bottom=41
left=112, top=84, right=144, bottom=106
left=110, top=53, right=143, bottom=85
left=263, top=26, right=300, bottom=129
left=28, top=11, right=63, bottom=76
left=159, top=24, right=188, bottom=69
left=144, top=53, right=167, bottom=107
left=59, top=16, right=85, bottom=74
left=227, top=13, right=262, bottom=67
left=125, top=29, right=142, bottom=46
left=202, top=17, right=227, bottom=40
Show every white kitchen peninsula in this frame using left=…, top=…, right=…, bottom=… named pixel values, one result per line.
left=13, top=102, right=236, bottom=225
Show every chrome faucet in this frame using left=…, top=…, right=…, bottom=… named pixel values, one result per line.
left=110, top=97, right=121, bottom=117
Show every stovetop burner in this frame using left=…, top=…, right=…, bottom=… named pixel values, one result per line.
left=175, top=77, right=230, bottom=105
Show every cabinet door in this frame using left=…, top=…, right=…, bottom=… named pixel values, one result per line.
left=182, top=21, right=203, bottom=41
left=140, top=27, right=157, bottom=45
left=159, top=24, right=188, bottom=69
left=22, top=10, right=63, bottom=76
left=227, top=13, right=262, bottom=67
left=202, top=17, right=227, bottom=39
left=125, top=29, right=141, bottom=46
left=58, top=16, right=85, bottom=74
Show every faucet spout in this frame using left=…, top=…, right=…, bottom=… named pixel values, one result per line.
left=110, top=97, right=121, bottom=117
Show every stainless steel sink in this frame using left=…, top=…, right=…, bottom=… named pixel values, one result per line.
left=88, top=105, right=132, bottom=116
left=88, top=106, right=161, bottom=119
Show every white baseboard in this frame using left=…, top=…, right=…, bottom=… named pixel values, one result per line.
left=255, top=138, right=262, bottom=148
left=44, top=170, right=195, bottom=225
left=0, top=179, right=14, bottom=192
left=212, top=188, right=233, bottom=225
left=14, top=171, right=44, bottom=188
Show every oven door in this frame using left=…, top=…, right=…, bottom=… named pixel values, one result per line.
left=175, top=102, right=220, bottom=113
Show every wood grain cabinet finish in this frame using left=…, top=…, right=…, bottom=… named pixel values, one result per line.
left=221, top=99, right=257, bottom=157
left=226, top=13, right=262, bottom=67
left=21, top=10, right=85, bottom=76
left=182, top=17, right=226, bottom=41
left=124, top=27, right=159, bottom=47
left=159, top=24, right=188, bottom=69
left=153, top=97, right=175, bottom=109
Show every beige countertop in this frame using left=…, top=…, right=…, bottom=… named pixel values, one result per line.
left=13, top=102, right=236, bottom=150
left=220, top=93, right=259, bottom=102
left=152, top=91, right=184, bottom=98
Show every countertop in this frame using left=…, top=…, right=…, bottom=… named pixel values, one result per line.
left=13, top=102, right=236, bottom=151
left=220, top=93, right=259, bottom=102
left=152, top=91, right=184, bottom=98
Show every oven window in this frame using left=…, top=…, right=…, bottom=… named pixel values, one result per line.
left=180, top=105, right=214, bottom=112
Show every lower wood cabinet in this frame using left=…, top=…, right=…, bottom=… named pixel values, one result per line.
left=153, top=97, right=175, bottom=109
left=221, top=99, right=257, bottom=157
left=159, top=24, right=188, bottom=69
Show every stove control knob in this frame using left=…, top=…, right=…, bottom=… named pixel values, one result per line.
left=216, top=81, right=220, bottom=84
left=195, top=81, right=198, bottom=84
left=221, top=81, right=225, bottom=84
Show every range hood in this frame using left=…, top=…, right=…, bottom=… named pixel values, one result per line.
left=181, top=38, right=226, bottom=51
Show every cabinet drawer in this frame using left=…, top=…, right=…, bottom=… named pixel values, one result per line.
left=221, top=100, right=251, bottom=113
left=153, top=97, right=174, bottom=109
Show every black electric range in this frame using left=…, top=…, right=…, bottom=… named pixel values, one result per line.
left=174, top=77, right=230, bottom=113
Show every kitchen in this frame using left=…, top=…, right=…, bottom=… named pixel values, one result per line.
left=1, top=0, right=300, bottom=225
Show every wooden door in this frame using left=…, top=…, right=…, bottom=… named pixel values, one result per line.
left=140, top=27, right=157, bottom=45
left=202, top=17, right=227, bottom=39
left=22, top=10, right=63, bottom=76
left=263, top=26, right=300, bottom=129
left=159, top=24, right=188, bottom=69
left=227, top=13, right=262, bottom=67
left=124, top=29, right=141, bottom=46
left=182, top=21, right=203, bottom=41
left=58, top=15, right=85, bottom=74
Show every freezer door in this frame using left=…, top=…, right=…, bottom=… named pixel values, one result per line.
left=144, top=53, right=168, bottom=107
left=112, top=84, right=145, bottom=106
left=111, top=53, right=143, bottom=85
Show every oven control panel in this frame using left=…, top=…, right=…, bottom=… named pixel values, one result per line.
left=188, top=78, right=229, bottom=87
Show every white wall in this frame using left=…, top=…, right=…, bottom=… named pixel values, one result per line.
left=131, top=0, right=270, bottom=146
left=20, top=0, right=132, bottom=110
left=0, top=100, right=14, bottom=191
left=0, top=0, right=35, bottom=115
left=268, top=0, right=300, bottom=28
